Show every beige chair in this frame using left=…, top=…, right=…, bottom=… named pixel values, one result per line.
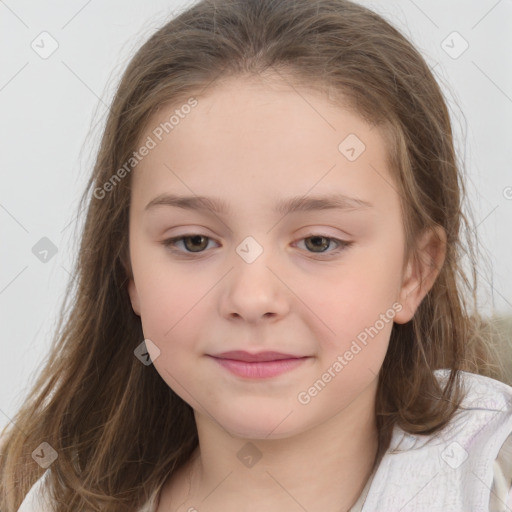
left=488, top=315, right=512, bottom=386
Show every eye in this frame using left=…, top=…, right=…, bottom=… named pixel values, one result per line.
left=161, top=233, right=352, bottom=257
left=162, top=234, right=218, bottom=254
left=295, top=235, right=352, bottom=255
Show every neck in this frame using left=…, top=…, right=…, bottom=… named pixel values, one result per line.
left=175, top=381, right=380, bottom=512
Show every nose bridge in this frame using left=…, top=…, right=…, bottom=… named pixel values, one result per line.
left=233, top=234, right=276, bottom=294
left=221, top=234, right=289, bottom=321
left=235, top=235, right=267, bottom=266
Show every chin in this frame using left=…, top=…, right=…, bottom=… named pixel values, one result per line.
left=209, top=405, right=308, bottom=440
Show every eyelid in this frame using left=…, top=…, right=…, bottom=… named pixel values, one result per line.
left=161, top=233, right=220, bottom=254
left=292, top=234, right=352, bottom=256
left=161, top=232, right=353, bottom=257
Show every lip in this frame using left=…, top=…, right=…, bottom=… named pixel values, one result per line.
left=207, top=351, right=310, bottom=379
left=211, top=350, right=305, bottom=362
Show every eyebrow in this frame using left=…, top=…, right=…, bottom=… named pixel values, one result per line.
left=144, top=193, right=373, bottom=216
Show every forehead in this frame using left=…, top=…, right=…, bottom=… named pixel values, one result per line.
left=131, top=74, right=397, bottom=212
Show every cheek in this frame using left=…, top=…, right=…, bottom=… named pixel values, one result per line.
left=302, top=253, right=403, bottom=337
left=137, top=272, right=202, bottom=342
left=136, top=271, right=207, bottom=399
left=130, top=232, right=203, bottom=334
left=294, top=237, right=403, bottom=375
left=132, top=257, right=218, bottom=368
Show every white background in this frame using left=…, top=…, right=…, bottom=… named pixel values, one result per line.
left=1, top=0, right=511, bottom=433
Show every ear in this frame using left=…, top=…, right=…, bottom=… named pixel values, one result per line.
left=120, top=246, right=141, bottom=317
left=127, top=278, right=141, bottom=316
left=394, top=225, right=447, bottom=324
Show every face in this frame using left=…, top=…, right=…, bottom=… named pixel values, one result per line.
left=127, top=74, right=431, bottom=439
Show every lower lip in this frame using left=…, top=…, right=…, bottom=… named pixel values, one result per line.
left=209, top=356, right=309, bottom=379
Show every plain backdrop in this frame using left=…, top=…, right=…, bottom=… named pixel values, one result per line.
left=1, top=0, right=511, bottom=434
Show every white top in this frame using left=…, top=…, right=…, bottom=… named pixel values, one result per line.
left=18, top=370, right=512, bottom=511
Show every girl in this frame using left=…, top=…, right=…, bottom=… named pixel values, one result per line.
left=1, top=0, right=511, bottom=510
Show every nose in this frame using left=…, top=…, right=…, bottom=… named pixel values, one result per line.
left=219, top=247, right=290, bottom=324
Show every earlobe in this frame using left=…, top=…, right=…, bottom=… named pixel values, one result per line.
left=120, top=247, right=141, bottom=317
left=394, top=225, right=447, bottom=324
left=127, top=278, right=141, bottom=316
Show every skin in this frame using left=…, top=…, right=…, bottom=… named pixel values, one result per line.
left=126, top=73, right=446, bottom=511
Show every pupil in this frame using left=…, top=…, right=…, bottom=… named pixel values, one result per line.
left=183, top=236, right=331, bottom=253
left=187, top=235, right=207, bottom=252
left=308, top=236, right=328, bottom=252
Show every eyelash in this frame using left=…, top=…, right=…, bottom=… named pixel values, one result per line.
left=161, top=234, right=353, bottom=258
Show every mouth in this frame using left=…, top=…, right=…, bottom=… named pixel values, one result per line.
left=207, top=351, right=311, bottom=379
left=210, top=350, right=306, bottom=362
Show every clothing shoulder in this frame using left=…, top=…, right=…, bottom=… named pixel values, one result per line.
left=454, top=368, right=512, bottom=412
left=416, top=370, right=512, bottom=464
left=360, top=370, right=512, bottom=512
left=17, top=470, right=52, bottom=512
left=448, top=370, right=512, bottom=512
left=491, top=430, right=512, bottom=512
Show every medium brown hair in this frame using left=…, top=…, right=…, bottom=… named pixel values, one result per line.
left=0, top=0, right=506, bottom=509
